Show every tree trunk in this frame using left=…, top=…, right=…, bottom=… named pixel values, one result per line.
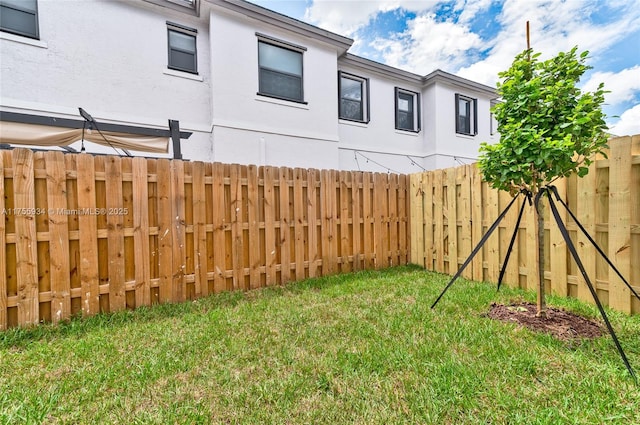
left=535, top=196, right=547, bottom=317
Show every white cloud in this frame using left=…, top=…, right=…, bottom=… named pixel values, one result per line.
left=304, top=0, right=433, bottom=36
left=582, top=65, right=640, bottom=105
left=460, top=0, right=640, bottom=86
left=371, top=13, right=483, bottom=73
left=608, top=103, right=640, bottom=136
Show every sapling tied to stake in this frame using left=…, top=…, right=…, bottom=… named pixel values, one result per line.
left=477, top=46, right=609, bottom=317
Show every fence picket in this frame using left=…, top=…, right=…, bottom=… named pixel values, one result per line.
left=132, top=157, right=151, bottom=307
left=76, top=154, right=100, bottom=315
left=46, top=151, right=71, bottom=323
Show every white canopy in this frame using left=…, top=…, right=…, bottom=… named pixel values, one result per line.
left=0, top=121, right=169, bottom=153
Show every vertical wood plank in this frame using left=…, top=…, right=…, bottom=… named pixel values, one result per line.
left=485, top=185, right=500, bottom=282
left=470, top=165, right=484, bottom=281
left=46, top=151, right=71, bottom=324
left=362, top=172, right=374, bottom=269
left=446, top=169, right=457, bottom=275
left=293, top=168, right=306, bottom=280
left=76, top=153, right=100, bottom=316
left=278, top=167, right=291, bottom=283
left=549, top=178, right=568, bottom=296
left=458, top=166, right=472, bottom=279
left=433, top=170, right=444, bottom=273
left=388, top=173, right=399, bottom=266
left=352, top=171, right=362, bottom=270
left=409, top=173, right=422, bottom=265
left=156, top=159, right=173, bottom=303
left=307, top=168, right=318, bottom=277
left=423, top=172, right=434, bottom=270
left=525, top=195, right=539, bottom=292
left=229, top=164, right=244, bottom=290
left=0, top=151, right=6, bottom=329
left=132, top=157, right=151, bottom=307
left=398, top=173, right=408, bottom=265
left=247, top=164, right=261, bottom=288
left=575, top=161, right=597, bottom=303
left=373, top=173, right=386, bottom=269
left=105, top=156, right=125, bottom=312
left=320, top=169, right=336, bottom=275
left=608, top=136, right=632, bottom=313
left=192, top=161, right=208, bottom=297
left=211, top=163, right=227, bottom=292
left=171, top=160, right=186, bottom=302
left=498, top=190, right=512, bottom=287
left=339, top=170, right=351, bottom=273
left=13, top=149, right=39, bottom=325
left=263, top=166, right=277, bottom=285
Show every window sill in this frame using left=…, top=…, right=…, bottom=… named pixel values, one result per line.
left=455, top=133, right=476, bottom=140
left=163, top=68, right=203, bottom=81
left=339, top=119, right=368, bottom=128
left=395, top=129, right=420, bottom=136
left=0, top=32, right=47, bottom=48
left=255, top=94, right=309, bottom=110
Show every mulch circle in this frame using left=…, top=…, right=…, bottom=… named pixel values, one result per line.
left=487, top=302, right=604, bottom=341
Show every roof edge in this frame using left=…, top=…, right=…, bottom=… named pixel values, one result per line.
left=339, top=53, right=423, bottom=84
left=207, top=0, right=353, bottom=51
left=424, top=69, right=496, bottom=96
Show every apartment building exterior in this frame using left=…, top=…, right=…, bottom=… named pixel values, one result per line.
left=0, top=0, right=499, bottom=173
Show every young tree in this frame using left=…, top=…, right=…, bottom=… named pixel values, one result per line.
left=478, top=46, right=608, bottom=317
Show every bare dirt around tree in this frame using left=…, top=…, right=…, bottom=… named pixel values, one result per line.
left=487, top=302, right=604, bottom=341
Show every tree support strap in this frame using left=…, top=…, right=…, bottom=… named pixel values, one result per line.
left=431, top=191, right=523, bottom=309
left=431, top=184, right=636, bottom=379
left=497, top=191, right=532, bottom=292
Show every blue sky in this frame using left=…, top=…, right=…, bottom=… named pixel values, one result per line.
left=249, top=0, right=640, bottom=136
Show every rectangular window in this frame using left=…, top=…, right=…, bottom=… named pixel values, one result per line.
left=258, top=38, right=304, bottom=103
left=0, top=0, right=39, bottom=39
left=339, top=72, right=369, bottom=123
left=395, top=88, right=420, bottom=132
left=167, top=22, right=197, bottom=74
left=455, top=94, right=478, bottom=136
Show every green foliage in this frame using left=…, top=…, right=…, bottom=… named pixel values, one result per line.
left=478, top=47, right=609, bottom=195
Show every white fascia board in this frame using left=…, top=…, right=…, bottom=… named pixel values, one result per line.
left=423, top=69, right=497, bottom=97
left=207, top=0, right=353, bottom=53
left=339, top=54, right=423, bottom=85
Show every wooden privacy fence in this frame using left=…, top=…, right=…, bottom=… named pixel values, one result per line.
left=410, top=135, right=640, bottom=315
left=0, top=149, right=409, bottom=329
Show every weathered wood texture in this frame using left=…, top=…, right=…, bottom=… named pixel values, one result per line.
left=0, top=150, right=409, bottom=328
left=409, top=135, right=640, bottom=315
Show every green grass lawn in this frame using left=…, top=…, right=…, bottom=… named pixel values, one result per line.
left=1, top=265, right=639, bottom=424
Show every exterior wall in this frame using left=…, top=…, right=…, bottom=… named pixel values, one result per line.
left=337, top=62, right=426, bottom=173
left=428, top=80, right=499, bottom=168
left=209, top=5, right=342, bottom=167
left=0, top=0, right=499, bottom=172
left=0, top=0, right=213, bottom=159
